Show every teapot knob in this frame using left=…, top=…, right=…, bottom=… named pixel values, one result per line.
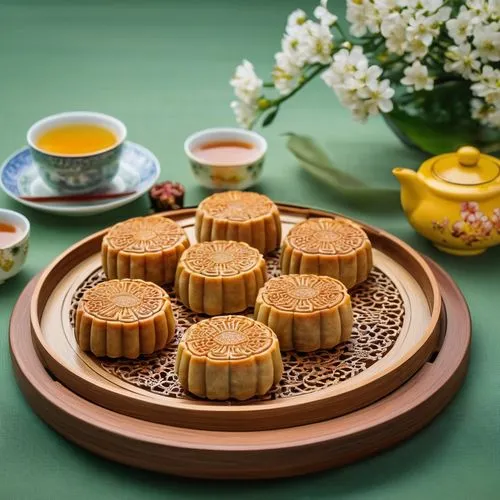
left=457, top=146, right=480, bottom=167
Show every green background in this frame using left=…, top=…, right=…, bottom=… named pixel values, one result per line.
left=1, top=1, right=499, bottom=498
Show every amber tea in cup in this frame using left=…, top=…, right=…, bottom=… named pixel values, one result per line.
left=36, top=123, right=117, bottom=155
left=193, top=140, right=259, bottom=166
left=184, top=127, right=267, bottom=190
left=27, top=112, right=127, bottom=193
left=0, top=221, right=21, bottom=247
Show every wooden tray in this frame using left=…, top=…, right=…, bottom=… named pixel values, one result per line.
left=28, top=204, right=442, bottom=432
left=10, top=257, right=470, bottom=479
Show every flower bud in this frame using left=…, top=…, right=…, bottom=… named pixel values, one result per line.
left=257, top=98, right=271, bottom=110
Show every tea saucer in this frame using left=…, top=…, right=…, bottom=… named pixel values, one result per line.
left=0, top=142, right=160, bottom=216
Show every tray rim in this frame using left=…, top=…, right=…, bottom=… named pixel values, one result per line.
left=29, top=204, right=443, bottom=431
left=11, top=257, right=470, bottom=479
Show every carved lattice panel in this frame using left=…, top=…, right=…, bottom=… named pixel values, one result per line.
left=70, top=251, right=404, bottom=403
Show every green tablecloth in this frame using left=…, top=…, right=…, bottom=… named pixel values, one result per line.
left=1, top=1, right=499, bottom=498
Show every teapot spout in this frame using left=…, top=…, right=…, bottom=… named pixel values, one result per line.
left=392, top=167, right=427, bottom=215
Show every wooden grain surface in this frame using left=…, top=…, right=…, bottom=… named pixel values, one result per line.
left=28, top=205, right=442, bottom=431
left=9, top=257, right=470, bottom=479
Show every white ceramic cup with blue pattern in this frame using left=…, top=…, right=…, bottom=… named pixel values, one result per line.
left=27, top=111, right=127, bottom=194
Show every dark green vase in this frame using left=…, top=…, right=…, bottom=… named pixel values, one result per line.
left=385, top=81, right=500, bottom=157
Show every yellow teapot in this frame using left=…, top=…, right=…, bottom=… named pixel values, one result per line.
left=393, top=146, right=500, bottom=256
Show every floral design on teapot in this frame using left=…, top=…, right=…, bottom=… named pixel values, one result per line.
left=432, top=202, right=500, bottom=246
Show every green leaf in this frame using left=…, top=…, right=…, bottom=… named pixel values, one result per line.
left=262, top=107, right=279, bottom=127
left=286, top=133, right=400, bottom=209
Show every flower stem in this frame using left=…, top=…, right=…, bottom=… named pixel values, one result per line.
left=334, top=23, right=350, bottom=43
left=270, top=64, right=328, bottom=108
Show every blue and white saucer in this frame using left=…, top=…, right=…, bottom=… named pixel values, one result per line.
left=0, top=142, right=160, bottom=216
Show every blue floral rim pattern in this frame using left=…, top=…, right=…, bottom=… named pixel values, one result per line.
left=1, top=142, right=159, bottom=197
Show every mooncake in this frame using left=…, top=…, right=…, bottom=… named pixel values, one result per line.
left=175, top=315, right=283, bottom=400
left=102, top=215, right=190, bottom=284
left=75, top=279, right=176, bottom=359
left=280, top=217, right=372, bottom=289
left=195, top=191, right=281, bottom=254
left=255, top=274, right=353, bottom=352
left=175, top=240, right=266, bottom=315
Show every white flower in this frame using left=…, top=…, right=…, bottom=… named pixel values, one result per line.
left=299, top=20, right=334, bottom=65
left=467, top=0, right=492, bottom=21
left=272, top=52, right=302, bottom=95
left=401, top=0, right=444, bottom=13
left=230, top=60, right=263, bottom=128
left=405, top=38, right=429, bottom=61
left=406, top=11, right=440, bottom=47
left=403, top=0, right=441, bottom=12
left=422, top=0, right=444, bottom=13
left=471, top=65, right=500, bottom=103
left=230, top=100, right=258, bottom=129
left=347, top=1, right=379, bottom=37
left=287, top=9, right=307, bottom=34
left=401, top=61, right=434, bottom=91
left=381, top=12, right=408, bottom=55
left=350, top=100, right=373, bottom=122
left=357, top=78, right=395, bottom=113
left=314, top=0, right=338, bottom=27
left=432, top=6, right=452, bottom=23
left=330, top=85, right=372, bottom=122
left=444, top=44, right=482, bottom=79
left=471, top=98, right=490, bottom=122
left=321, top=43, right=393, bottom=122
left=374, top=0, right=399, bottom=13
left=446, top=7, right=480, bottom=45
left=230, top=60, right=263, bottom=105
left=472, top=98, right=500, bottom=126
left=281, top=32, right=309, bottom=67
left=472, top=22, right=500, bottom=61
left=486, top=107, right=500, bottom=126
left=487, top=0, right=500, bottom=19
left=321, top=46, right=368, bottom=87
left=347, top=64, right=384, bottom=94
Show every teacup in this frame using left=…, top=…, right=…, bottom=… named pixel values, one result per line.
left=184, top=127, right=267, bottom=190
left=27, top=111, right=127, bottom=193
left=0, top=209, right=30, bottom=284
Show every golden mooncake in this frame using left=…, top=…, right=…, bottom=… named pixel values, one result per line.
left=175, top=315, right=283, bottom=400
left=102, top=215, right=190, bottom=285
left=280, top=217, right=372, bottom=288
left=175, top=240, right=266, bottom=315
left=255, top=274, right=353, bottom=352
left=195, top=190, right=281, bottom=255
left=75, top=279, right=175, bottom=358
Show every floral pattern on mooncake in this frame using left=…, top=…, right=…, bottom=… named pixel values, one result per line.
left=180, top=240, right=262, bottom=277
left=81, top=279, right=168, bottom=322
left=286, top=217, right=367, bottom=255
left=198, top=190, right=275, bottom=220
left=259, top=274, right=346, bottom=313
left=183, top=315, right=275, bottom=361
left=103, top=216, right=187, bottom=253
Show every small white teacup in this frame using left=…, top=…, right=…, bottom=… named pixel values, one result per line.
left=0, top=209, right=30, bottom=284
left=184, top=127, right=267, bottom=190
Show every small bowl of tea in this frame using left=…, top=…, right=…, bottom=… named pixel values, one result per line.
left=184, top=127, right=267, bottom=190
left=0, top=209, right=30, bottom=284
left=27, top=111, right=127, bottom=193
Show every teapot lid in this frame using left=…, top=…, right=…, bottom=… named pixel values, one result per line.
left=431, top=146, right=499, bottom=186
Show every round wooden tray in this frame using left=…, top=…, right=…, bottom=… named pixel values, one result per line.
left=27, top=205, right=441, bottom=432
left=10, top=257, right=470, bottom=479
